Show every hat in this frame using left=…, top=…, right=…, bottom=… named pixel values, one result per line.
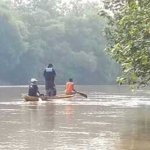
left=69, top=78, right=73, bottom=82
left=31, top=78, right=38, bottom=83
left=48, top=63, right=53, bottom=67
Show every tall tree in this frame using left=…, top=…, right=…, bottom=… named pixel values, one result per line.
left=0, top=0, right=120, bottom=85
left=0, top=1, right=27, bottom=83
left=100, top=0, right=150, bottom=88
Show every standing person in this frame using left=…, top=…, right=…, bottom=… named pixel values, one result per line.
left=43, top=63, right=56, bottom=96
left=65, top=78, right=77, bottom=95
left=28, top=78, right=40, bottom=96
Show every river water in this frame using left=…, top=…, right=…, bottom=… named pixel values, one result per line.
left=0, top=85, right=150, bottom=150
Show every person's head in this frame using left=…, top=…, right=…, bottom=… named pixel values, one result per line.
left=69, top=78, right=73, bottom=82
left=48, top=63, right=53, bottom=68
left=31, top=78, right=38, bottom=83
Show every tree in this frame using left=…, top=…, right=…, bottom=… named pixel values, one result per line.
left=0, top=1, right=27, bottom=83
left=0, top=0, right=120, bottom=85
left=100, top=0, right=150, bottom=88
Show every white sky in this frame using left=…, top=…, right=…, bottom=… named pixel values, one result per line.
left=16, top=0, right=100, bottom=3
left=62, top=0, right=100, bottom=3
left=12, top=0, right=101, bottom=6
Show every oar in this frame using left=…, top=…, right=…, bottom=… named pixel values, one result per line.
left=76, top=91, right=87, bottom=98
left=38, top=97, right=42, bottom=102
left=38, top=94, right=44, bottom=102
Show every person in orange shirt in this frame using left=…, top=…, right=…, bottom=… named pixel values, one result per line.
left=65, top=78, right=77, bottom=95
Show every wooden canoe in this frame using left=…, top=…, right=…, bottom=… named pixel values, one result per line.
left=22, top=94, right=74, bottom=101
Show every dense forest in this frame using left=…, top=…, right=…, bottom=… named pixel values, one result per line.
left=0, top=0, right=121, bottom=85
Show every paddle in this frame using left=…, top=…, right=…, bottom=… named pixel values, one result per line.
left=38, top=97, right=43, bottom=102
left=76, top=91, right=87, bottom=98
left=38, top=94, right=44, bottom=102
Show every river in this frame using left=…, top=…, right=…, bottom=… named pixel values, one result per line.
left=0, top=85, right=150, bottom=150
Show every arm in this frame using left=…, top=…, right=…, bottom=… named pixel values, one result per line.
left=53, top=69, right=56, bottom=77
left=37, top=90, right=40, bottom=95
left=43, top=70, right=46, bottom=77
left=36, top=85, right=40, bottom=95
left=72, top=84, right=77, bottom=93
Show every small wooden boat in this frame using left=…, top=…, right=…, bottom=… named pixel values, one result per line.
left=22, top=94, right=74, bottom=101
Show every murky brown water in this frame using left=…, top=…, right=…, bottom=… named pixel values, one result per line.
left=0, top=85, right=150, bottom=150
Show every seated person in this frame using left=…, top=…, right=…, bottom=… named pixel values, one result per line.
left=65, top=78, right=76, bottom=95
left=28, top=78, right=40, bottom=97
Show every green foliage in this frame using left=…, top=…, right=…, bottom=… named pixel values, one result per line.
left=0, top=0, right=120, bottom=85
left=100, top=0, right=150, bottom=88
left=0, top=1, right=27, bottom=82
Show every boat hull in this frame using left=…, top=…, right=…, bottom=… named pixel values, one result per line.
left=22, top=94, right=74, bottom=101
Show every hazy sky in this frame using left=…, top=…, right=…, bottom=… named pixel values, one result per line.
left=17, top=0, right=100, bottom=5
left=63, top=0, right=99, bottom=2
left=20, top=0, right=99, bottom=3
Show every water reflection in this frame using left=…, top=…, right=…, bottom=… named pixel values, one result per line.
left=118, top=107, right=150, bottom=150
left=65, top=102, right=74, bottom=124
left=44, top=102, right=55, bottom=130
left=27, top=102, right=38, bottom=110
left=1, top=86, right=150, bottom=150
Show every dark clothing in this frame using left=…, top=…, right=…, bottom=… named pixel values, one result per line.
left=28, top=83, right=39, bottom=96
left=43, top=67, right=56, bottom=96
left=53, top=87, right=57, bottom=96
left=43, top=67, right=56, bottom=81
left=45, top=80, right=54, bottom=90
left=46, top=83, right=57, bottom=96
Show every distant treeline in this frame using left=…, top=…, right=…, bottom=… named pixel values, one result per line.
left=0, top=0, right=121, bottom=85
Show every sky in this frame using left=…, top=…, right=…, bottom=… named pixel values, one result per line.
left=63, top=0, right=99, bottom=2
left=12, top=0, right=101, bottom=6
left=63, top=0, right=100, bottom=3
left=14, top=0, right=100, bottom=3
